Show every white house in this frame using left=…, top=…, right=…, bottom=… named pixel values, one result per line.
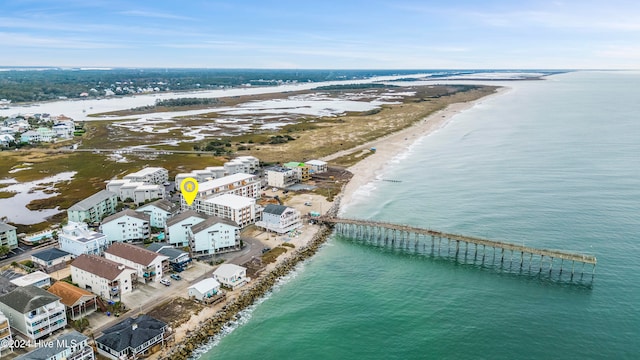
left=0, top=134, right=14, bottom=147
left=256, top=204, right=302, bottom=234
left=306, top=159, right=328, bottom=174
left=266, top=166, right=298, bottom=188
left=67, top=190, right=118, bottom=224
left=201, top=193, right=258, bottom=228
left=0, top=286, right=67, bottom=341
left=14, top=331, right=94, bottom=360
left=104, top=242, right=168, bottom=283
left=0, top=222, right=18, bottom=250
left=10, top=271, right=51, bottom=288
left=52, top=123, right=74, bottom=138
left=188, top=278, right=221, bottom=301
left=58, top=221, right=109, bottom=257
left=135, top=199, right=180, bottom=228
left=188, top=216, right=241, bottom=257
left=106, top=180, right=165, bottom=203
left=71, top=254, right=137, bottom=298
left=20, top=130, right=41, bottom=143
left=100, top=209, right=150, bottom=243
left=212, top=264, right=248, bottom=289
left=123, top=167, right=169, bottom=185
left=165, top=210, right=207, bottom=247
left=36, top=127, right=55, bottom=142
left=0, top=310, right=13, bottom=356
left=96, top=315, right=167, bottom=360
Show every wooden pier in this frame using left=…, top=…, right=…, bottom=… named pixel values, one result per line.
left=317, top=217, right=597, bottom=281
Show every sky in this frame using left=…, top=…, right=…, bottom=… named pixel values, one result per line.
left=1, top=0, right=639, bottom=69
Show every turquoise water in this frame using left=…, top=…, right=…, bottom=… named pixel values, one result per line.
left=199, top=71, right=640, bottom=359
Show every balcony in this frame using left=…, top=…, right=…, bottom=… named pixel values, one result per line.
left=68, top=345, right=94, bottom=360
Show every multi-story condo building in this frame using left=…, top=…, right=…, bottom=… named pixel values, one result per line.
left=71, top=254, right=137, bottom=298
left=266, top=166, right=298, bottom=188
left=0, top=286, right=67, bottom=341
left=105, top=242, right=168, bottom=283
left=123, top=167, right=168, bottom=184
left=106, top=180, right=165, bottom=204
left=100, top=210, right=150, bottom=243
left=188, top=216, right=241, bottom=257
left=183, top=173, right=260, bottom=211
left=165, top=211, right=207, bottom=247
left=135, top=199, right=180, bottom=229
left=224, top=155, right=260, bottom=175
left=0, top=222, right=18, bottom=250
left=201, top=194, right=258, bottom=228
left=67, top=190, right=118, bottom=224
left=0, top=310, right=13, bottom=356
left=58, top=221, right=109, bottom=256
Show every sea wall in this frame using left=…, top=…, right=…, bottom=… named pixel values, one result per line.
left=162, top=197, right=341, bottom=360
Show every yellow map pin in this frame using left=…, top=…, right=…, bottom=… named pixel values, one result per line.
left=180, top=177, right=199, bottom=206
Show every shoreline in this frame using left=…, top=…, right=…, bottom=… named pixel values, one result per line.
left=151, top=86, right=509, bottom=360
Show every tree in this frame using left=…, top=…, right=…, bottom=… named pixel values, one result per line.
left=0, top=245, right=10, bottom=257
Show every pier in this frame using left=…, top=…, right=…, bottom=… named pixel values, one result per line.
left=318, top=217, right=597, bottom=281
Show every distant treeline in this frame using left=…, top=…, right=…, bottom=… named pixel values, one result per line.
left=0, top=68, right=423, bottom=103
left=128, top=97, right=219, bottom=111
left=315, top=83, right=397, bottom=91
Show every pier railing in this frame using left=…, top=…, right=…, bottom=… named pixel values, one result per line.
left=317, top=216, right=597, bottom=281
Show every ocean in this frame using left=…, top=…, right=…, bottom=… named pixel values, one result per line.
left=197, top=71, right=640, bottom=359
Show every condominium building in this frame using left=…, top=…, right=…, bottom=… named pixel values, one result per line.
left=188, top=216, right=241, bottom=257
left=58, top=221, right=109, bottom=256
left=0, top=222, right=18, bottom=250
left=135, top=199, right=180, bottom=228
left=100, top=209, right=150, bottom=243
left=105, top=243, right=169, bottom=283
left=182, top=173, right=261, bottom=210
left=201, top=194, right=258, bottom=228
left=67, top=190, right=118, bottom=224
left=266, top=166, right=298, bottom=188
left=71, top=254, right=137, bottom=298
left=0, top=310, right=13, bottom=356
left=0, top=286, right=67, bottom=341
left=123, top=167, right=169, bottom=184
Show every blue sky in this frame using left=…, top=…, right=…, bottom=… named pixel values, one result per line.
left=1, top=0, right=639, bottom=69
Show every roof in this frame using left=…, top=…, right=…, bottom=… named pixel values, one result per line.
left=32, top=248, right=72, bottom=262
left=189, top=278, right=220, bottom=294
left=68, top=190, right=117, bottom=211
left=96, top=315, right=167, bottom=352
left=263, top=204, right=289, bottom=216
left=266, top=166, right=294, bottom=173
left=190, top=216, right=239, bottom=234
left=306, top=159, right=327, bottom=166
left=14, top=331, right=89, bottom=360
left=47, top=281, right=95, bottom=307
left=102, top=209, right=150, bottom=224
left=198, top=173, right=258, bottom=193
left=165, top=210, right=207, bottom=227
left=0, top=222, right=17, bottom=232
left=145, top=243, right=188, bottom=261
left=0, top=285, right=61, bottom=313
left=213, top=263, right=246, bottom=278
left=71, top=254, right=134, bottom=281
left=204, top=193, right=255, bottom=209
left=105, top=242, right=164, bottom=266
left=124, top=167, right=167, bottom=177
left=284, top=162, right=306, bottom=168
left=10, top=271, right=51, bottom=287
left=137, top=200, right=179, bottom=214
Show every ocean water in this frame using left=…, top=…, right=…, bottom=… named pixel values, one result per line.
left=199, top=71, right=640, bottom=359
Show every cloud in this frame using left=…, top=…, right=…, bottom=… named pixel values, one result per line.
left=118, top=10, right=195, bottom=21
left=0, top=32, right=127, bottom=49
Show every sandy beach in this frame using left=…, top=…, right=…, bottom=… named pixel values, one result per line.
left=334, top=87, right=508, bottom=210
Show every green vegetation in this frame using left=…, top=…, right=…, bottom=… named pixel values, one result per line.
left=315, top=83, right=397, bottom=91
left=261, top=246, right=288, bottom=264
left=281, top=242, right=295, bottom=248
left=0, top=245, right=10, bottom=257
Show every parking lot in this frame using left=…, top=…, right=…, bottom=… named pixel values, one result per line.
left=0, top=268, right=23, bottom=294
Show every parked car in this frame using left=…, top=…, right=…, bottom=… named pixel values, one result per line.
left=170, top=274, right=182, bottom=281
left=160, top=278, right=171, bottom=286
left=262, top=247, right=271, bottom=254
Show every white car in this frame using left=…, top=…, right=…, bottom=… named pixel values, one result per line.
left=160, top=278, right=171, bottom=286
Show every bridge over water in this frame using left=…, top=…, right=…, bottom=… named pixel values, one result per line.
left=317, top=216, right=597, bottom=281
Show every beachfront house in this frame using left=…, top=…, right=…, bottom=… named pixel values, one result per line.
left=212, top=264, right=248, bottom=289
left=96, top=315, right=167, bottom=360
left=9, top=271, right=51, bottom=288
left=0, top=310, right=13, bottom=356
left=0, top=222, right=18, bottom=250
left=265, top=166, right=298, bottom=188
left=58, top=221, right=109, bottom=257
left=146, top=243, right=192, bottom=272
left=188, top=216, right=241, bottom=257
left=104, top=242, right=169, bottom=283
left=188, top=278, right=221, bottom=301
left=0, top=286, right=67, bottom=341
left=31, top=248, right=73, bottom=274
left=100, top=209, right=151, bottom=243
left=306, top=159, right=328, bottom=174
left=67, top=190, right=118, bottom=224
left=284, top=162, right=311, bottom=182
left=71, top=254, right=137, bottom=298
left=135, top=199, right=180, bottom=229
left=165, top=210, right=207, bottom=247
left=200, top=193, right=258, bottom=228
left=14, top=331, right=94, bottom=360
left=256, top=204, right=302, bottom=234
left=47, top=281, right=98, bottom=320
